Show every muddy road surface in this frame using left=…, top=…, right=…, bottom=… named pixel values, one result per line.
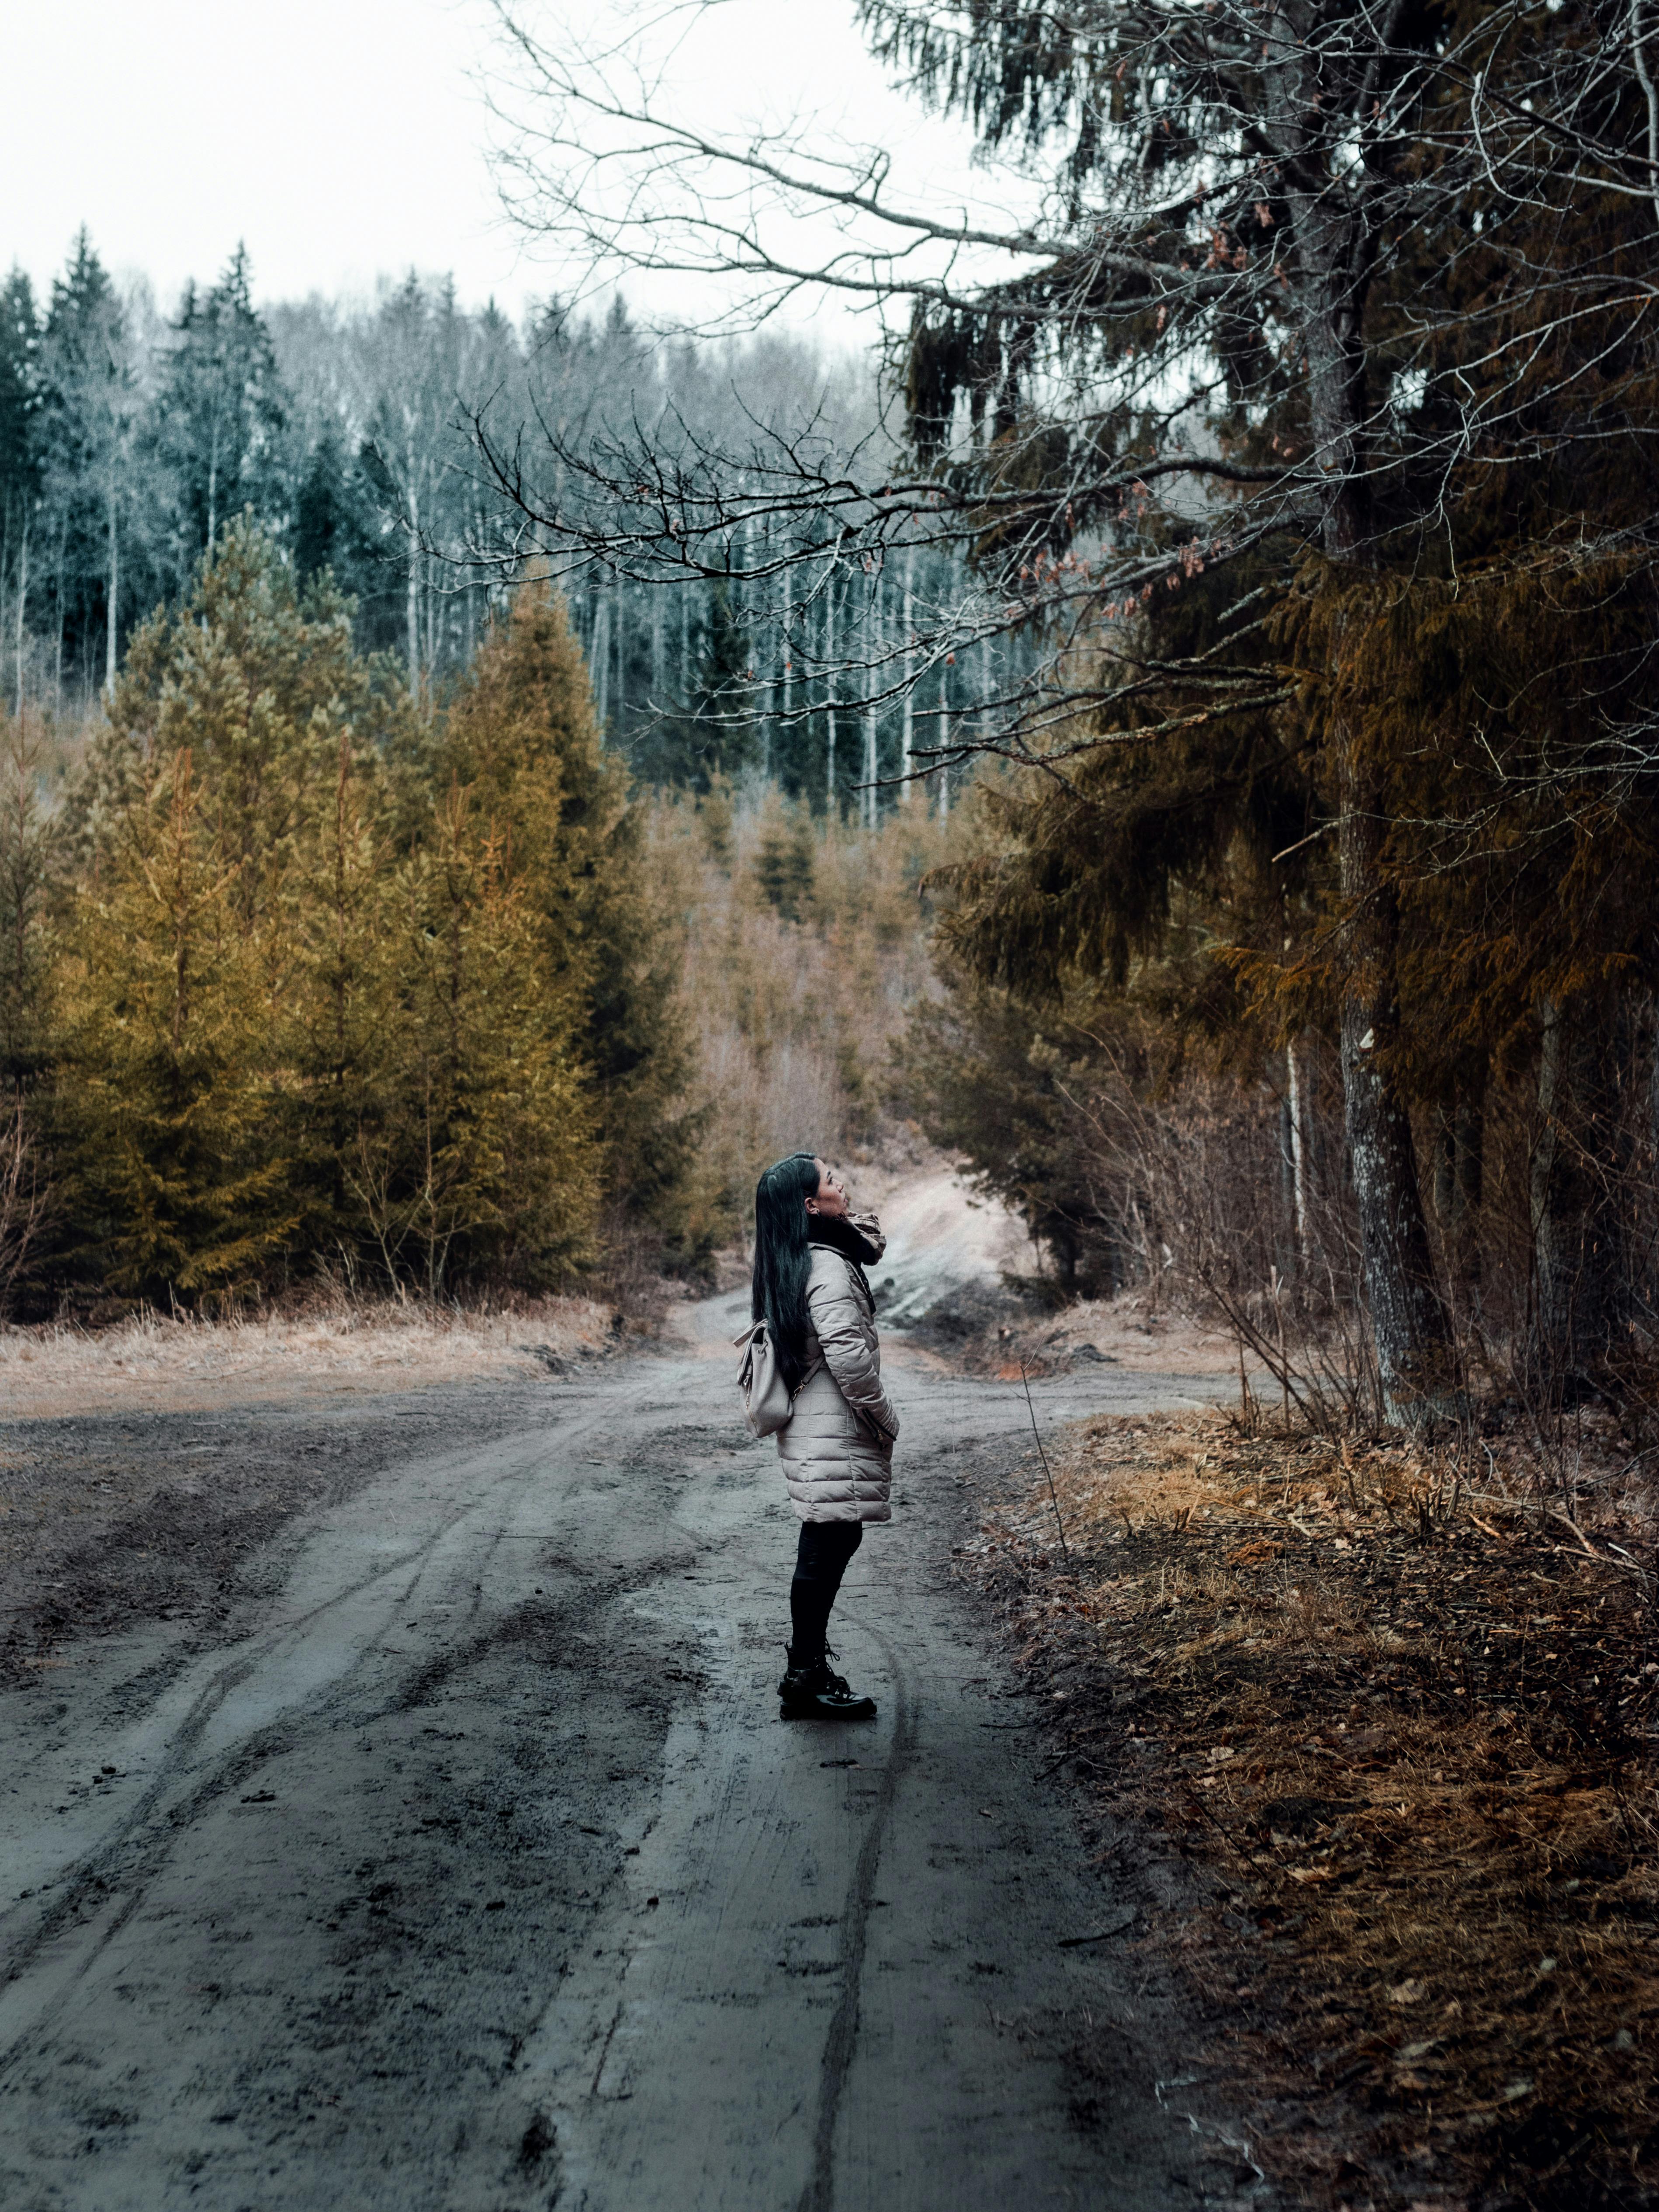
left=1, top=1297, right=1245, bottom=2211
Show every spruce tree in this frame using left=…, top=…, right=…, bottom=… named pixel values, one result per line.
left=38, top=232, right=131, bottom=691
left=439, top=585, right=700, bottom=1238
left=54, top=749, right=296, bottom=1304
left=58, top=520, right=414, bottom=1298
left=156, top=246, right=287, bottom=575
left=359, top=784, right=600, bottom=1292
left=0, top=267, right=41, bottom=543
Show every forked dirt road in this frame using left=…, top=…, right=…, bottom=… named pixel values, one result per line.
left=0, top=1297, right=1247, bottom=2211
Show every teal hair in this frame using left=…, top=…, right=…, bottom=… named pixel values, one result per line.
left=752, top=1151, right=820, bottom=1394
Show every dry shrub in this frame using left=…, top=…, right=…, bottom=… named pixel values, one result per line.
left=0, top=1094, right=48, bottom=1319
left=1056, top=1034, right=1659, bottom=1438
left=966, top=1411, right=1658, bottom=2210
left=1057, top=1049, right=1387, bottom=1427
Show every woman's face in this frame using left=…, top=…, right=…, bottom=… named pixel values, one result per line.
left=805, top=1158, right=850, bottom=1220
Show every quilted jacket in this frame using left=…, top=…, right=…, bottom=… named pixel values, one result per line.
left=776, top=1240, right=900, bottom=1523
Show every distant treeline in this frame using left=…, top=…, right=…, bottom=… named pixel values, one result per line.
left=0, top=235, right=1001, bottom=809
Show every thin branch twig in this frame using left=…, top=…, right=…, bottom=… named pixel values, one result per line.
left=1020, top=1356, right=1072, bottom=1567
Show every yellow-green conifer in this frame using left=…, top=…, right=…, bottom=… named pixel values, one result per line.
left=439, top=586, right=700, bottom=1245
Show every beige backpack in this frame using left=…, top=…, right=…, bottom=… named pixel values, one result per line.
left=734, top=1317, right=795, bottom=1437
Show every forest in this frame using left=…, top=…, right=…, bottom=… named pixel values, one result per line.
left=4, top=8, right=1656, bottom=2198
left=0, top=234, right=980, bottom=1316
left=468, top=0, right=1659, bottom=1440
left=4, top=0, right=1659, bottom=1441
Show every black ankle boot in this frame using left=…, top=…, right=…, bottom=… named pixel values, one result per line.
left=778, top=1647, right=877, bottom=1721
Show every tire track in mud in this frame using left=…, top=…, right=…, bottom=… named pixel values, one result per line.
left=0, top=1395, right=641, bottom=2040
left=795, top=1626, right=918, bottom=2212
left=0, top=1378, right=721, bottom=2210
left=1, top=1344, right=1238, bottom=2211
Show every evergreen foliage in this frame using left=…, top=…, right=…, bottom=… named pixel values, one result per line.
left=903, top=964, right=1124, bottom=1292
left=436, top=585, right=700, bottom=1238
left=54, top=748, right=294, bottom=1300
left=157, top=247, right=287, bottom=565
left=0, top=268, right=41, bottom=531
left=25, top=521, right=675, bottom=1311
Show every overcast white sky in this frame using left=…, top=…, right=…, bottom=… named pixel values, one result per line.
left=4, top=0, right=995, bottom=332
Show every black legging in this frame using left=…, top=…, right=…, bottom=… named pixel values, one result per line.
left=789, top=1521, right=863, bottom=1663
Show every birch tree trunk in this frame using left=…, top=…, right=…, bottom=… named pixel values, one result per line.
left=1286, top=1035, right=1309, bottom=1267
left=825, top=572, right=837, bottom=813
left=104, top=468, right=118, bottom=698
left=899, top=552, right=914, bottom=802
left=774, top=562, right=791, bottom=780
left=14, top=511, right=28, bottom=720
left=938, top=674, right=950, bottom=822
left=591, top=590, right=611, bottom=731
left=405, top=478, right=421, bottom=703
left=862, top=581, right=879, bottom=828
left=780, top=564, right=792, bottom=721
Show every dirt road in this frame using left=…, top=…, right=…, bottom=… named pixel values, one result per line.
left=0, top=1296, right=1249, bottom=2211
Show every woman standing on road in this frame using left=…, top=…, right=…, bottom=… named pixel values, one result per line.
left=750, top=1151, right=898, bottom=1720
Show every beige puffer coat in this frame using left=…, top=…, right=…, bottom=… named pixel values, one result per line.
left=776, top=1235, right=900, bottom=1524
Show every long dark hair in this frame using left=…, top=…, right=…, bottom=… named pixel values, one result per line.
left=752, top=1151, right=821, bottom=1394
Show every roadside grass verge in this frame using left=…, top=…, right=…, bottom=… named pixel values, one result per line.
left=0, top=1293, right=633, bottom=1418
left=965, top=1412, right=1657, bottom=2211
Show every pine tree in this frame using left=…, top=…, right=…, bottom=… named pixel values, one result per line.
left=293, top=431, right=381, bottom=605
left=54, top=749, right=295, bottom=1304
left=0, top=268, right=41, bottom=540
left=904, top=964, right=1122, bottom=1293
left=439, top=584, right=700, bottom=1236
left=38, top=232, right=132, bottom=693
left=279, top=727, right=396, bottom=1263
left=57, top=519, right=416, bottom=1297
left=0, top=714, right=59, bottom=1091
left=156, top=246, right=287, bottom=572
left=84, top=516, right=409, bottom=930
left=358, top=784, right=599, bottom=1293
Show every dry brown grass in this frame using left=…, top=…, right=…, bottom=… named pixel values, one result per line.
left=950, top=1287, right=1251, bottom=1378
left=966, top=1412, right=1658, bottom=2211
left=0, top=1294, right=627, bottom=1417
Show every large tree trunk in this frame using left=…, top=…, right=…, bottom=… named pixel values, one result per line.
left=1532, top=995, right=1630, bottom=1388
left=1337, top=800, right=1456, bottom=1418
left=1289, top=153, right=1457, bottom=1422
